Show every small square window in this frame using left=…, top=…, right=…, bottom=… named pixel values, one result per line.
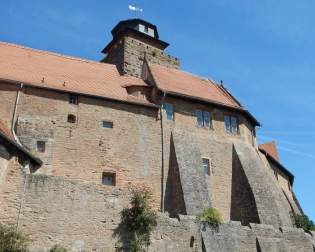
left=163, top=103, right=174, bottom=121
left=202, top=158, right=210, bottom=176
left=102, top=121, right=113, bottom=128
left=67, top=114, right=76, bottom=123
left=102, top=172, right=116, bottom=186
left=37, top=141, right=46, bottom=153
left=69, top=94, right=78, bottom=105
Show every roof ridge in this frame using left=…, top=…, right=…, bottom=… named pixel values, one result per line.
left=216, top=84, right=243, bottom=107
left=0, top=41, right=116, bottom=69
left=149, top=62, right=211, bottom=83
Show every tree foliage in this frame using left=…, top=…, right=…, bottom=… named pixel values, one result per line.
left=0, top=223, right=30, bottom=252
left=198, top=208, right=223, bottom=228
left=120, top=190, right=157, bottom=251
left=290, top=212, right=315, bottom=232
left=49, top=244, right=68, bottom=252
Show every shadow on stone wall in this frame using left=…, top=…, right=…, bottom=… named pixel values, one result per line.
left=230, top=146, right=260, bottom=225
left=164, top=135, right=186, bottom=217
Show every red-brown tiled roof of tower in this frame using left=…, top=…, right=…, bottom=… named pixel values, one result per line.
left=148, top=63, right=243, bottom=109
left=259, top=141, right=280, bottom=161
left=0, top=120, right=15, bottom=142
left=0, top=41, right=153, bottom=106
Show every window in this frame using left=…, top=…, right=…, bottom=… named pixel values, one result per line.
left=274, top=170, right=279, bottom=180
left=69, top=94, right=78, bottom=105
left=288, top=181, right=291, bottom=191
left=224, top=115, right=238, bottom=134
left=67, top=114, right=76, bottom=123
left=204, top=111, right=211, bottom=128
left=144, top=26, right=149, bottom=33
left=102, top=172, right=116, bottom=186
left=197, top=110, right=203, bottom=128
left=102, top=121, right=113, bottom=129
left=202, top=158, right=210, bottom=175
left=163, top=103, right=174, bottom=121
left=196, top=110, right=211, bottom=128
left=37, top=141, right=46, bottom=153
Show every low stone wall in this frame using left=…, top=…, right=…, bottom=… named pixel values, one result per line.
left=1, top=173, right=314, bottom=251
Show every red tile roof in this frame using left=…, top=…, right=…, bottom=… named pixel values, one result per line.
left=0, top=42, right=153, bottom=106
left=0, top=121, right=15, bottom=142
left=259, top=141, right=279, bottom=161
left=0, top=120, right=42, bottom=165
left=148, top=63, right=242, bottom=109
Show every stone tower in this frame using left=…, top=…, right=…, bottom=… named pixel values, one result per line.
left=102, top=19, right=180, bottom=78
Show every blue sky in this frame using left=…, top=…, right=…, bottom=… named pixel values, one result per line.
left=1, top=0, right=314, bottom=220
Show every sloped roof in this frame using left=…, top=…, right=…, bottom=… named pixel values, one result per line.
left=0, top=41, right=154, bottom=107
left=258, top=142, right=294, bottom=184
left=149, top=63, right=242, bottom=109
left=0, top=121, right=42, bottom=165
left=148, top=63, right=260, bottom=125
left=259, top=142, right=279, bottom=161
left=0, top=121, right=15, bottom=142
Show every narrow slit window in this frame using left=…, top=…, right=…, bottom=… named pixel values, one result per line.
left=224, top=115, right=231, bottom=133
left=197, top=110, right=203, bottom=128
left=163, top=103, right=174, bottom=121
left=102, top=172, right=116, bottom=186
left=230, top=116, right=238, bottom=133
left=37, top=141, right=46, bottom=153
left=102, top=121, right=113, bottom=129
left=204, top=111, right=211, bottom=128
left=202, top=158, right=210, bottom=176
left=69, top=94, right=78, bottom=105
left=67, top=114, right=76, bottom=123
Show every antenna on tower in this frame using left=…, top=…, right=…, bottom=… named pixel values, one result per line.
left=128, top=4, right=143, bottom=17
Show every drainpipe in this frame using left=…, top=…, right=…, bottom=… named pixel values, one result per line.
left=11, top=83, right=23, bottom=145
left=160, top=91, right=166, bottom=212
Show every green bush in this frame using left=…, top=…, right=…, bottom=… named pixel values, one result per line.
left=0, top=223, right=30, bottom=252
left=121, top=190, right=157, bottom=251
left=199, top=208, right=224, bottom=227
left=49, top=244, right=68, bottom=252
left=290, top=212, right=315, bottom=232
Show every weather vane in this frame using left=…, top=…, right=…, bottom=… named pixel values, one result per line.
left=128, top=4, right=143, bottom=17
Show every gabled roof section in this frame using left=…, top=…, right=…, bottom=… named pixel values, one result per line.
left=258, top=142, right=294, bottom=185
left=259, top=141, right=279, bottom=161
left=0, top=41, right=154, bottom=107
left=148, top=63, right=260, bottom=125
left=0, top=121, right=42, bottom=165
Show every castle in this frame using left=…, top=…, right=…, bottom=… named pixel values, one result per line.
left=0, top=19, right=314, bottom=251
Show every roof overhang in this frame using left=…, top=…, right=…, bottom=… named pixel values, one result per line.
left=259, top=147, right=294, bottom=185
left=0, top=128, right=42, bottom=166
left=102, top=28, right=169, bottom=54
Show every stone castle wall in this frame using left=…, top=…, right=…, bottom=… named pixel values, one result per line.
left=0, top=81, right=299, bottom=224
left=0, top=82, right=163, bottom=208
left=0, top=169, right=313, bottom=251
